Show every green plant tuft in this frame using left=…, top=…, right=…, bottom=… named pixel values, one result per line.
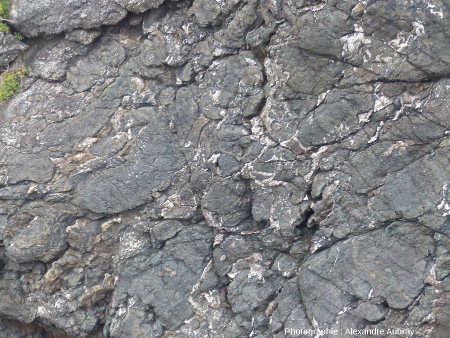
left=0, top=22, right=9, bottom=33
left=0, top=66, right=28, bottom=103
left=14, top=32, right=24, bottom=40
left=0, top=0, right=9, bottom=18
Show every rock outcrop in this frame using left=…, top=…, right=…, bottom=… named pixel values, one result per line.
left=0, top=0, right=449, bottom=337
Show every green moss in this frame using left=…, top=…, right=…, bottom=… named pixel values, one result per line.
left=0, top=22, right=9, bottom=33
left=0, top=66, right=28, bottom=103
left=0, top=0, right=9, bottom=18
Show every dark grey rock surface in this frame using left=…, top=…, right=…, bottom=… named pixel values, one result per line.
left=0, top=0, right=449, bottom=337
left=0, top=32, right=27, bottom=67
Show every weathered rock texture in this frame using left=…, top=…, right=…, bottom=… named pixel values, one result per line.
left=0, top=0, right=449, bottom=337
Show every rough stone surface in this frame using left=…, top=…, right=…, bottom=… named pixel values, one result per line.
left=0, top=0, right=449, bottom=337
left=0, top=32, right=27, bottom=67
left=114, top=0, right=166, bottom=14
